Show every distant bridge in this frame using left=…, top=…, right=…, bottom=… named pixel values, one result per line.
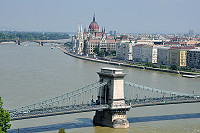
left=0, top=39, right=65, bottom=46
left=8, top=68, right=200, bottom=128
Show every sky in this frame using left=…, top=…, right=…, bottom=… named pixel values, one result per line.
left=0, top=0, right=200, bottom=34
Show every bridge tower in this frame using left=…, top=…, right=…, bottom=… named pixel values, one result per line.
left=93, top=67, right=131, bottom=128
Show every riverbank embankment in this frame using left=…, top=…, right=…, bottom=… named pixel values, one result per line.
left=57, top=46, right=200, bottom=76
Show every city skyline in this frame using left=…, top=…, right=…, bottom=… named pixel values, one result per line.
left=1, top=0, right=200, bottom=34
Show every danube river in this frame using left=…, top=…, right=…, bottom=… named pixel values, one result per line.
left=0, top=42, right=200, bottom=133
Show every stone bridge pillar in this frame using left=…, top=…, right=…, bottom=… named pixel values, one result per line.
left=93, top=67, right=130, bottom=128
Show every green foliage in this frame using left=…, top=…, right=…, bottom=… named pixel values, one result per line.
left=0, top=128, right=6, bottom=133
left=0, top=97, right=11, bottom=133
left=110, top=50, right=116, bottom=56
left=93, top=47, right=99, bottom=55
left=99, top=50, right=105, bottom=57
left=93, top=47, right=105, bottom=57
left=93, top=47, right=115, bottom=57
left=58, top=128, right=66, bottom=133
left=179, top=67, right=193, bottom=72
left=160, top=65, right=167, bottom=69
left=169, top=65, right=194, bottom=72
left=144, top=62, right=155, bottom=67
left=169, top=65, right=178, bottom=70
left=0, top=31, right=70, bottom=41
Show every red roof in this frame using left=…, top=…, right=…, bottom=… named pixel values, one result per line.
left=89, top=21, right=99, bottom=30
left=106, top=39, right=115, bottom=43
left=164, top=42, right=180, bottom=45
left=107, top=36, right=114, bottom=39
left=170, top=47, right=195, bottom=50
left=89, top=39, right=101, bottom=43
left=134, top=44, right=146, bottom=47
left=95, top=32, right=103, bottom=37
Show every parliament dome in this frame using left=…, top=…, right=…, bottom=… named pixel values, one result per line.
left=89, top=15, right=99, bottom=31
left=89, top=21, right=99, bottom=30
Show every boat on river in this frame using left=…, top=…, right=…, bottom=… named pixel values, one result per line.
left=182, top=74, right=200, bottom=78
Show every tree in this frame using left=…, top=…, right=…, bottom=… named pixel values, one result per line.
left=0, top=97, right=11, bottom=133
left=93, top=47, right=99, bottom=55
left=58, top=128, right=66, bottom=133
left=110, top=50, right=116, bottom=56
left=169, top=65, right=178, bottom=70
left=145, top=62, right=155, bottom=67
left=99, top=50, right=105, bottom=57
left=160, top=65, right=167, bottom=69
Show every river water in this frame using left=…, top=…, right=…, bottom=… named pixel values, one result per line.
left=0, top=42, right=200, bottom=133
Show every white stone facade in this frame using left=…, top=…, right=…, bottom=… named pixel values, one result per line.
left=132, top=45, right=143, bottom=62
left=132, top=45, right=157, bottom=63
left=116, top=41, right=133, bottom=60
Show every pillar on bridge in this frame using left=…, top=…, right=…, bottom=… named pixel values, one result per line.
left=93, top=67, right=130, bottom=128
left=39, top=42, right=44, bottom=46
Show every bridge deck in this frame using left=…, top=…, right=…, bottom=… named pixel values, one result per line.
left=10, top=99, right=200, bottom=121
left=131, top=99, right=200, bottom=108
left=8, top=80, right=200, bottom=121
left=10, top=105, right=109, bottom=121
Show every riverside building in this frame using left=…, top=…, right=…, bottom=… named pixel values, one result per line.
left=168, top=47, right=194, bottom=67
left=72, top=15, right=116, bottom=56
left=187, top=49, right=200, bottom=69
left=132, top=45, right=157, bottom=63
left=157, top=47, right=170, bottom=65
left=116, top=40, right=134, bottom=61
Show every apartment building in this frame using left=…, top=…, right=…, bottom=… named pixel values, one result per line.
left=187, top=49, right=200, bottom=69
left=116, top=41, right=133, bottom=60
left=157, top=47, right=170, bottom=65
left=168, top=47, right=194, bottom=67
left=132, top=45, right=157, bottom=63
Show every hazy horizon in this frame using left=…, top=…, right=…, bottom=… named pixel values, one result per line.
left=1, top=0, right=200, bottom=34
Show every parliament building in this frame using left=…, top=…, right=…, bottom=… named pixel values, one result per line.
left=72, top=15, right=116, bottom=56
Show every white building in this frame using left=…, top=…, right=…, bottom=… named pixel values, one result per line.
left=157, top=47, right=170, bottom=65
left=72, top=24, right=84, bottom=55
left=116, top=40, right=133, bottom=60
left=132, top=45, right=144, bottom=62
left=132, top=45, right=157, bottom=63
left=135, top=39, right=163, bottom=45
left=142, top=45, right=157, bottom=63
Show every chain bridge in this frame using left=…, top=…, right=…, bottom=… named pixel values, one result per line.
left=8, top=68, right=200, bottom=128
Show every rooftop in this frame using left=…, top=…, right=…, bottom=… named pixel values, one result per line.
left=170, top=47, right=195, bottom=50
left=101, top=67, right=124, bottom=74
left=188, top=49, right=200, bottom=52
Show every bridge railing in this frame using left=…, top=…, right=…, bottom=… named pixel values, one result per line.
left=8, top=80, right=200, bottom=120
left=124, top=81, right=200, bottom=106
left=8, top=81, right=108, bottom=118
